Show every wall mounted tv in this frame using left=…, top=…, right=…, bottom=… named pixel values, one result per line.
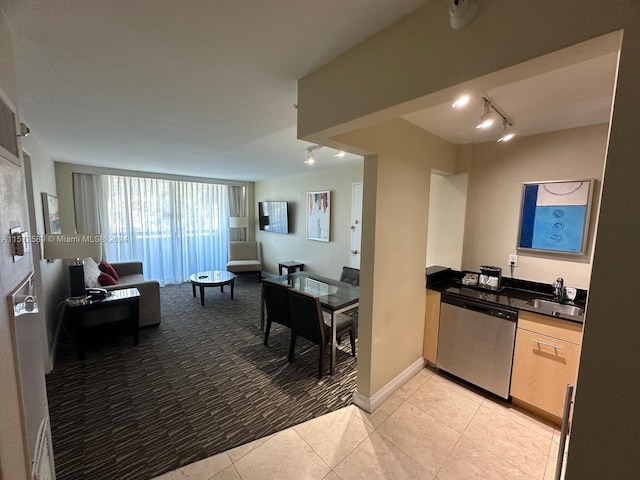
left=258, top=201, right=289, bottom=234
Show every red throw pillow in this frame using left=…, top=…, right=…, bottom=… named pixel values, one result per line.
left=99, top=260, right=119, bottom=280
left=98, top=272, right=118, bottom=286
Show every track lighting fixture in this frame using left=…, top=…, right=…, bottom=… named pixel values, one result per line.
left=304, top=144, right=323, bottom=165
left=466, top=96, right=515, bottom=142
left=303, top=145, right=347, bottom=165
left=475, top=98, right=496, bottom=129
left=497, top=119, right=515, bottom=142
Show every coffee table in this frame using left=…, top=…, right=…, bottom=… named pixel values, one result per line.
left=190, top=270, right=236, bottom=305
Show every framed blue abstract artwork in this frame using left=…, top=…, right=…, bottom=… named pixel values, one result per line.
left=517, top=179, right=594, bottom=255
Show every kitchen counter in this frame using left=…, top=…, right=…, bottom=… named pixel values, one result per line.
left=426, top=267, right=587, bottom=324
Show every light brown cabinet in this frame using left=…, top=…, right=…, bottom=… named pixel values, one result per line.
left=510, top=310, right=583, bottom=422
left=423, top=289, right=441, bottom=364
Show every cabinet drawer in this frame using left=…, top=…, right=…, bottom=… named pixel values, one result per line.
left=510, top=328, right=581, bottom=419
left=518, top=310, right=583, bottom=344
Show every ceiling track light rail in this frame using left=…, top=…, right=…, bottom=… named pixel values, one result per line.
left=304, top=145, right=346, bottom=164
left=481, top=96, right=513, bottom=127
left=474, top=96, right=516, bottom=142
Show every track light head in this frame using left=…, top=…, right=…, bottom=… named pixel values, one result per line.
left=476, top=100, right=496, bottom=129
left=305, top=147, right=315, bottom=164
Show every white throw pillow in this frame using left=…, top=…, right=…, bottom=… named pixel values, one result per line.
left=83, top=257, right=101, bottom=288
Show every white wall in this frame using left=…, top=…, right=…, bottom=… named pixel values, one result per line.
left=426, top=172, right=468, bottom=270
left=254, top=163, right=363, bottom=278
left=22, top=136, right=65, bottom=372
left=462, top=124, right=608, bottom=289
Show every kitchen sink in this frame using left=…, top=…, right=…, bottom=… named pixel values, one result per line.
left=528, top=298, right=584, bottom=317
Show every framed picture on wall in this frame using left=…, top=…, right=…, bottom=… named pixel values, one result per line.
left=42, top=192, right=61, bottom=234
left=306, top=191, right=331, bottom=242
left=517, top=179, right=594, bottom=255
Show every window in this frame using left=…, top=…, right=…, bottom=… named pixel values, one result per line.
left=101, top=175, right=231, bottom=285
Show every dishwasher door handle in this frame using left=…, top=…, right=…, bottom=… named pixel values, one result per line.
left=461, top=302, right=492, bottom=315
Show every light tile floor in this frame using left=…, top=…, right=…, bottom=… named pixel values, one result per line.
left=153, top=367, right=566, bottom=480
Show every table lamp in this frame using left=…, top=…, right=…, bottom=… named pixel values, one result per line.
left=229, top=216, right=248, bottom=241
left=43, top=234, right=101, bottom=302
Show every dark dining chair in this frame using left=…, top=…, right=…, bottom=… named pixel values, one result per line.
left=339, top=266, right=360, bottom=287
left=287, top=289, right=356, bottom=379
left=262, top=279, right=292, bottom=346
left=339, top=266, right=360, bottom=330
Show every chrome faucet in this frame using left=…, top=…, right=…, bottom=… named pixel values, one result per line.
left=553, top=277, right=564, bottom=301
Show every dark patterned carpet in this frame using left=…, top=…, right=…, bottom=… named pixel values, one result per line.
left=46, top=276, right=357, bottom=480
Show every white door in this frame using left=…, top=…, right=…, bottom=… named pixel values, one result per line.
left=350, top=182, right=363, bottom=268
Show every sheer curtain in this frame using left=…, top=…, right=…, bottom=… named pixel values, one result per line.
left=100, top=175, right=231, bottom=285
left=228, top=185, right=246, bottom=241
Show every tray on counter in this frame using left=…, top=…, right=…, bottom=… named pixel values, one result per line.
left=454, top=280, right=506, bottom=293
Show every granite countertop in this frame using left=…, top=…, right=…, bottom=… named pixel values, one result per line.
left=426, top=266, right=586, bottom=324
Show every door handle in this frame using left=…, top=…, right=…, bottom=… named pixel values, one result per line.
left=531, top=338, right=562, bottom=350
left=351, top=250, right=359, bottom=254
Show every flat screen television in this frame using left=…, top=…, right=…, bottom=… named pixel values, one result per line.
left=258, top=201, right=289, bottom=234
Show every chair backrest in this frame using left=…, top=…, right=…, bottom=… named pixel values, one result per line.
left=287, top=289, right=326, bottom=347
left=340, top=266, right=360, bottom=287
left=262, top=279, right=292, bottom=328
left=228, top=241, right=259, bottom=261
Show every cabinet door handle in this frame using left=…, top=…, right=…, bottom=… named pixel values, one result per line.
left=531, top=338, right=561, bottom=350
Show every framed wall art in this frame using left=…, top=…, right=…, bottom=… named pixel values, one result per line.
left=306, top=190, right=331, bottom=242
left=517, top=179, right=594, bottom=255
left=42, top=193, right=61, bottom=234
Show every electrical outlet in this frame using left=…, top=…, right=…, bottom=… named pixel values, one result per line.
left=508, top=254, right=518, bottom=266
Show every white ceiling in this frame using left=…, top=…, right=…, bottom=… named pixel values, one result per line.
left=402, top=52, right=618, bottom=144
left=0, top=1, right=619, bottom=182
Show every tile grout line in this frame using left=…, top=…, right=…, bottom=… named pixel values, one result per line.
left=432, top=396, right=486, bottom=479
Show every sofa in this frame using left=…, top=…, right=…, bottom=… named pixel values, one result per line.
left=226, top=241, right=262, bottom=281
left=84, top=259, right=161, bottom=327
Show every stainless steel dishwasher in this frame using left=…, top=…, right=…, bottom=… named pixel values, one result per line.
left=437, top=293, right=517, bottom=399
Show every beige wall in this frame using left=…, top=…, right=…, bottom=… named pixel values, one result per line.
left=297, top=1, right=640, bottom=477
left=334, top=118, right=457, bottom=395
left=427, top=172, right=468, bottom=270
left=462, top=124, right=608, bottom=289
left=254, top=163, right=363, bottom=277
left=0, top=9, right=35, bottom=478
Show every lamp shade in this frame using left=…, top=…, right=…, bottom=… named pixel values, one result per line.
left=43, top=234, right=101, bottom=260
left=229, top=217, right=248, bottom=229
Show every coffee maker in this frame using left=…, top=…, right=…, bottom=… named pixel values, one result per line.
left=479, top=265, right=502, bottom=290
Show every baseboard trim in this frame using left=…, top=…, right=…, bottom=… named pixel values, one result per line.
left=352, top=357, right=426, bottom=413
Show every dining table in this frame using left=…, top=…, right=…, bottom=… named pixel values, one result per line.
left=262, top=271, right=359, bottom=375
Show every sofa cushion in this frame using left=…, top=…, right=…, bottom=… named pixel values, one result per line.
left=99, top=259, right=119, bottom=280
left=98, top=272, right=118, bottom=286
left=83, top=257, right=101, bottom=288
